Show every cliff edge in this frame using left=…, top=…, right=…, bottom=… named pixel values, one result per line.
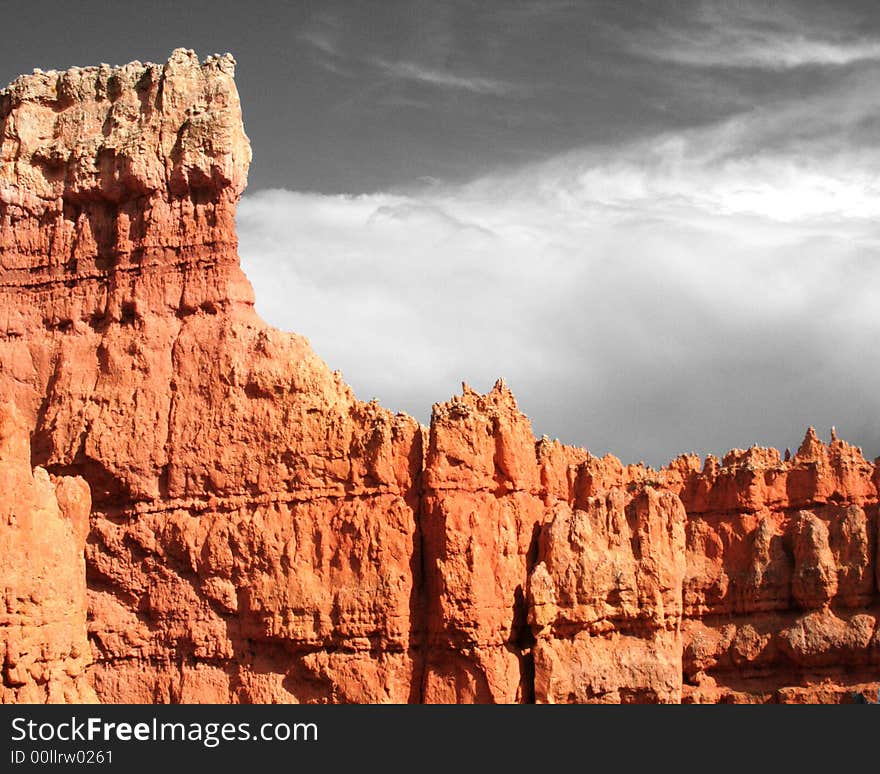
left=1, top=50, right=877, bottom=703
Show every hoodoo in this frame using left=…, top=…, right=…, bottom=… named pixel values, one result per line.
left=1, top=50, right=878, bottom=703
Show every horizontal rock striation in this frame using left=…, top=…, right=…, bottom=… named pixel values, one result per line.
left=1, top=50, right=877, bottom=704
left=1, top=50, right=422, bottom=703
left=670, top=433, right=880, bottom=702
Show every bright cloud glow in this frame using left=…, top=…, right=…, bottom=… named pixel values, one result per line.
left=237, top=87, right=880, bottom=467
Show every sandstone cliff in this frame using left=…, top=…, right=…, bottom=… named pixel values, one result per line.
left=1, top=50, right=877, bottom=704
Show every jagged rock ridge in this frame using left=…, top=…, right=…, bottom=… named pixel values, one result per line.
left=1, top=51, right=877, bottom=704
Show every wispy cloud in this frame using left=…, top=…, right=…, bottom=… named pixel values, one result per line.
left=296, top=25, right=360, bottom=80
left=371, top=58, right=522, bottom=96
left=298, top=24, right=524, bottom=99
left=646, top=32, right=880, bottom=70
left=628, top=2, right=880, bottom=70
left=299, top=29, right=340, bottom=58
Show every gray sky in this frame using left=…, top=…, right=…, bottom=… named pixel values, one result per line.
left=4, top=1, right=880, bottom=465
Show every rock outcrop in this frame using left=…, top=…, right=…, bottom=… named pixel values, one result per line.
left=672, top=435, right=880, bottom=702
left=1, top=50, right=421, bottom=703
left=1, top=51, right=877, bottom=704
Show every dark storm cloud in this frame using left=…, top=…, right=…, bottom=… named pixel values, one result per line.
left=6, top=0, right=880, bottom=190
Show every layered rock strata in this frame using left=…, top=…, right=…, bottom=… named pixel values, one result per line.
left=1, top=50, right=421, bottom=703
left=671, top=433, right=880, bottom=702
left=1, top=51, right=877, bottom=703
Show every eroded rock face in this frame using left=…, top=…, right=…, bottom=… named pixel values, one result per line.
left=673, top=434, right=880, bottom=703
left=529, top=486, right=687, bottom=703
left=1, top=51, right=878, bottom=704
left=1, top=50, right=422, bottom=704
left=0, top=402, right=95, bottom=703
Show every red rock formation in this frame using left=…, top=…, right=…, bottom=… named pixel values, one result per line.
left=0, top=402, right=95, bottom=703
left=1, top=51, right=877, bottom=704
left=1, top=50, right=422, bottom=704
left=672, top=433, right=879, bottom=703
left=420, top=382, right=545, bottom=702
